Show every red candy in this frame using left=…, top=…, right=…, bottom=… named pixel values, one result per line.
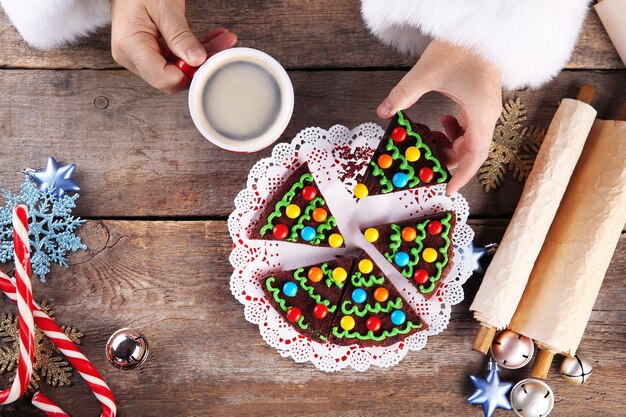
left=272, top=224, right=289, bottom=240
left=414, top=269, right=429, bottom=285
left=418, top=167, right=434, bottom=183
left=313, top=304, right=328, bottom=319
left=286, top=307, right=302, bottom=322
left=366, top=317, right=382, bottom=332
left=428, top=220, right=443, bottom=235
left=302, top=186, right=317, bottom=201
left=391, top=127, right=407, bottom=143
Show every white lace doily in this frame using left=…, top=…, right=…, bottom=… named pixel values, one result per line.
left=229, top=123, right=474, bottom=372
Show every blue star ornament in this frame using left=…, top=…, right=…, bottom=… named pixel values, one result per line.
left=30, top=157, right=80, bottom=198
left=467, top=360, right=512, bottom=417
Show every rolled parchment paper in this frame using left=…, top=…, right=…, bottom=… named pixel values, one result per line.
left=595, top=0, right=626, bottom=66
left=510, top=119, right=626, bottom=358
left=470, top=98, right=597, bottom=351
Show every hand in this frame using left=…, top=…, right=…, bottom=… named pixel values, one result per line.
left=110, top=0, right=237, bottom=94
left=377, top=40, right=502, bottom=195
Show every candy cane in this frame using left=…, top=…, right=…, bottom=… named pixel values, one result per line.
left=0, top=205, right=35, bottom=404
left=0, top=205, right=116, bottom=417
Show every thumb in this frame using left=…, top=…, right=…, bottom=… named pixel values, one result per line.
left=377, top=65, right=429, bottom=119
left=157, top=8, right=206, bottom=66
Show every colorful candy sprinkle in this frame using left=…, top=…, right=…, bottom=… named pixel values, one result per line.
left=401, top=227, right=417, bottom=242
left=391, top=127, right=407, bottom=143
left=286, top=307, right=302, bottom=322
left=391, top=310, right=406, bottom=326
left=300, top=226, right=316, bottom=242
left=374, top=287, right=389, bottom=302
left=405, top=146, right=421, bottom=162
left=358, top=259, right=374, bottom=274
left=328, top=233, right=344, bottom=248
left=422, top=248, right=438, bottom=263
left=313, top=304, right=328, bottom=319
left=378, top=154, right=393, bottom=169
left=392, top=172, right=409, bottom=188
left=301, top=186, right=317, bottom=201
left=364, top=228, right=379, bottom=242
left=312, top=208, right=327, bottom=223
left=413, top=269, right=429, bottom=285
left=285, top=204, right=301, bottom=219
left=272, top=224, right=289, bottom=240
left=419, top=167, right=434, bottom=183
left=394, top=251, right=410, bottom=267
left=282, top=282, right=298, bottom=297
left=340, top=315, right=355, bottom=331
left=354, top=183, right=369, bottom=199
left=366, top=317, right=382, bottom=332
left=351, top=288, right=367, bottom=304
left=308, top=267, right=323, bottom=283
left=427, top=220, right=443, bottom=235
left=332, top=267, right=347, bottom=283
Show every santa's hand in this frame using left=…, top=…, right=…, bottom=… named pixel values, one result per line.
left=110, top=0, right=237, bottom=94
left=377, top=40, right=502, bottom=195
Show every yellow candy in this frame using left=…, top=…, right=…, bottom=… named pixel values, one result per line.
left=422, top=247, right=438, bottom=263
left=285, top=204, right=301, bottom=219
left=354, top=183, right=369, bottom=199
left=340, top=315, right=355, bottom=331
left=358, top=259, right=374, bottom=274
left=405, top=146, right=421, bottom=162
left=332, top=267, right=347, bottom=283
left=328, top=233, right=344, bottom=248
left=364, top=228, right=379, bottom=243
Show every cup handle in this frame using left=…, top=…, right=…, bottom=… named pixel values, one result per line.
left=176, top=59, right=198, bottom=79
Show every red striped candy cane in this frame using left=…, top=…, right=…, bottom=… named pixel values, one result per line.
left=31, top=392, right=70, bottom=417
left=0, top=205, right=35, bottom=404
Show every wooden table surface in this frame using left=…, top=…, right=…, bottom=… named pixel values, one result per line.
left=0, top=2, right=624, bottom=416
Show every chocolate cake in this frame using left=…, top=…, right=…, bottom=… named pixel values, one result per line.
left=251, top=163, right=345, bottom=247
left=329, top=254, right=426, bottom=347
left=261, top=257, right=355, bottom=342
left=362, top=211, right=456, bottom=298
left=353, top=111, right=451, bottom=199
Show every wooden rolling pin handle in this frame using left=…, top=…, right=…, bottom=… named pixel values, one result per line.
left=619, top=101, right=626, bottom=121
left=473, top=325, right=497, bottom=355
left=530, top=349, right=555, bottom=379
left=575, top=84, right=597, bottom=105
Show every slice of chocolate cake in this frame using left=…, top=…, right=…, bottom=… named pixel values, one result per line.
left=362, top=211, right=456, bottom=298
left=251, top=163, right=345, bottom=248
left=329, top=254, right=426, bottom=347
left=261, top=257, right=354, bottom=342
left=353, top=111, right=451, bottom=199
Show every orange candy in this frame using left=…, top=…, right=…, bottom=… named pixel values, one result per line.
left=401, top=227, right=417, bottom=242
left=374, top=287, right=389, bottom=302
left=377, top=154, right=393, bottom=169
left=308, top=267, right=324, bottom=283
left=312, top=208, right=328, bottom=223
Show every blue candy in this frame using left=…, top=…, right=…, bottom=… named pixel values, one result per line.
left=392, top=172, right=409, bottom=188
left=351, top=288, right=367, bottom=304
left=394, top=251, right=410, bottom=267
left=300, top=226, right=317, bottom=242
left=282, top=282, right=298, bottom=297
left=391, top=310, right=406, bottom=326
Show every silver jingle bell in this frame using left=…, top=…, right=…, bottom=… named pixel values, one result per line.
left=560, top=355, right=593, bottom=385
left=510, top=378, right=554, bottom=417
left=106, top=328, right=149, bottom=370
left=490, top=329, right=534, bottom=369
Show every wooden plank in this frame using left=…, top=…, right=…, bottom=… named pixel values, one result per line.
left=0, top=3, right=622, bottom=70
left=0, top=220, right=622, bottom=416
left=1, top=69, right=625, bottom=218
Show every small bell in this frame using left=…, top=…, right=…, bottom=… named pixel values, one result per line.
left=510, top=378, right=554, bottom=417
left=106, top=328, right=149, bottom=370
left=490, top=329, right=534, bottom=369
left=560, top=355, right=593, bottom=385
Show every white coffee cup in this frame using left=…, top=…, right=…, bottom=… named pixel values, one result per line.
left=180, top=47, right=294, bottom=153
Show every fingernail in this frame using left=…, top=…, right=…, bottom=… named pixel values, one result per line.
left=377, top=100, right=392, bottom=117
left=227, top=36, right=238, bottom=48
left=187, top=46, right=207, bottom=63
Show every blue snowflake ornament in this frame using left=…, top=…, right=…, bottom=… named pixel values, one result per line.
left=0, top=177, right=85, bottom=281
